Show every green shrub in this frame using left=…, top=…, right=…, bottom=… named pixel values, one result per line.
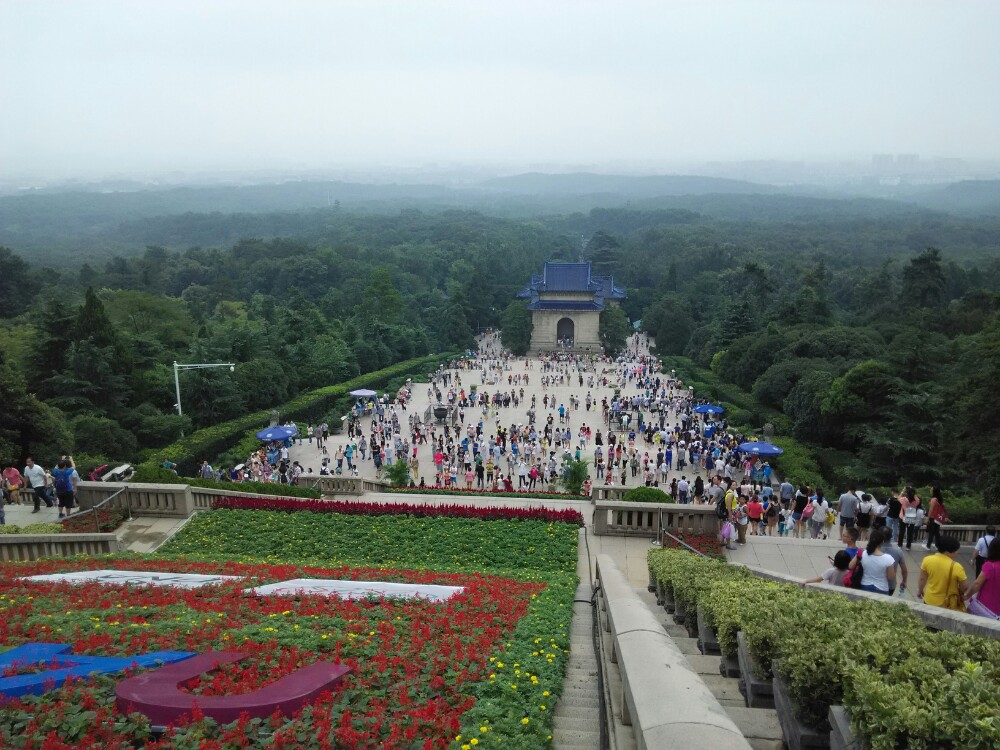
left=560, top=458, right=590, bottom=495
left=622, top=486, right=670, bottom=503
left=383, top=460, right=412, bottom=487
left=0, top=523, right=64, bottom=535
left=770, top=435, right=826, bottom=490
left=129, top=465, right=321, bottom=499
left=647, top=548, right=1000, bottom=746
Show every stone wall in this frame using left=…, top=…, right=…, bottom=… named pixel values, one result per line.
left=529, top=309, right=601, bottom=352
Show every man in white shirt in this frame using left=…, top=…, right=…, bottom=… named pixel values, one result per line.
left=973, top=526, right=997, bottom=578
left=678, top=477, right=690, bottom=504
left=23, top=457, right=53, bottom=513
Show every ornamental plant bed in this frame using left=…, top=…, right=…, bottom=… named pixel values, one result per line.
left=648, top=548, right=1000, bottom=748
left=60, top=504, right=130, bottom=534
left=0, top=556, right=574, bottom=749
left=387, top=486, right=585, bottom=501
left=169, top=509, right=580, bottom=575
left=737, top=631, right=774, bottom=709
left=211, top=495, right=585, bottom=526
left=828, top=706, right=860, bottom=750
left=696, top=604, right=720, bottom=655
left=660, top=531, right=725, bottom=559
left=773, top=669, right=829, bottom=750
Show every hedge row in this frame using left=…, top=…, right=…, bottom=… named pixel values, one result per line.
left=142, top=353, right=455, bottom=476
left=648, top=549, right=1000, bottom=749
left=129, top=465, right=323, bottom=499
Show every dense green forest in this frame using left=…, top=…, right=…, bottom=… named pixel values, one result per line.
left=2, top=184, right=1000, bottom=512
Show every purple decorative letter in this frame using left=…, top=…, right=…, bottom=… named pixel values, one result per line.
left=115, top=651, right=350, bottom=725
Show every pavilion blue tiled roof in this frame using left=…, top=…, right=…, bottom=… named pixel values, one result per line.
left=519, top=261, right=626, bottom=310
left=527, top=300, right=605, bottom=311
left=540, top=262, right=602, bottom=292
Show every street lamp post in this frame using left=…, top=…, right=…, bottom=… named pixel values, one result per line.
left=173, top=361, right=235, bottom=416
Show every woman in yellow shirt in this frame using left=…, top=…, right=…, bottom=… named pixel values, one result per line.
left=917, top=535, right=968, bottom=610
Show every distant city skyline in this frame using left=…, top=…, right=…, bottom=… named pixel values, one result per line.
left=2, top=1, right=998, bottom=181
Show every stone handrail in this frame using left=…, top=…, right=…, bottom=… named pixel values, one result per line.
left=935, top=523, right=994, bottom=545
left=309, top=476, right=388, bottom=496
left=77, top=482, right=319, bottom=518
left=0, top=533, right=119, bottom=561
left=739, top=563, right=1000, bottom=640
left=594, top=500, right=720, bottom=537
left=591, top=485, right=629, bottom=503
left=596, top=554, right=752, bottom=749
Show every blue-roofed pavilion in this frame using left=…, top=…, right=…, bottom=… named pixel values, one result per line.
left=518, top=262, right=625, bottom=352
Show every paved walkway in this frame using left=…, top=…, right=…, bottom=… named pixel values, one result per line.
left=287, top=332, right=701, bottom=491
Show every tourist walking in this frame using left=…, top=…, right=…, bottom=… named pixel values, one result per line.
left=898, top=487, right=922, bottom=550
left=918, top=535, right=968, bottom=611
left=925, top=487, right=949, bottom=550
left=972, top=526, right=997, bottom=579
left=849, top=528, right=896, bottom=596
left=23, top=457, right=53, bottom=513
left=965, top=538, right=1000, bottom=620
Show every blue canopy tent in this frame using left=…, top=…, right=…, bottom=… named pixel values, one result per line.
left=693, top=404, right=725, bottom=415
left=737, top=441, right=784, bottom=457
left=256, top=425, right=298, bottom=442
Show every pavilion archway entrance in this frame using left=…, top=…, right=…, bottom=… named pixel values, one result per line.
left=556, top=317, right=575, bottom=348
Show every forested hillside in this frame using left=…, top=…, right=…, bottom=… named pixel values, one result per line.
left=2, top=190, right=1000, bottom=510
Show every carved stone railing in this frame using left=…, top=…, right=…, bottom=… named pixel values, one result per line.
left=0, top=533, right=119, bottom=562
left=309, top=476, right=388, bottom=496
left=593, top=500, right=720, bottom=537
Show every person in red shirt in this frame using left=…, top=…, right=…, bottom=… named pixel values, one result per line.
left=747, top=495, right=764, bottom=536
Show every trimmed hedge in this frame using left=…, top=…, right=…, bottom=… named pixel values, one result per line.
left=648, top=549, right=1000, bottom=748
left=129, top=465, right=322, bottom=499
left=141, top=353, right=454, bottom=477
left=622, top=486, right=670, bottom=503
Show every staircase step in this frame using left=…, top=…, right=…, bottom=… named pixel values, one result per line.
left=554, top=715, right=601, bottom=733
left=555, top=704, right=601, bottom=720
left=725, top=706, right=783, bottom=742
left=701, top=674, right=745, bottom=703
left=673, top=638, right=702, bottom=655
left=685, top=654, right=723, bottom=675
left=552, top=728, right=601, bottom=748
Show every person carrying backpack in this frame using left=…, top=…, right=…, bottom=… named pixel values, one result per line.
left=51, top=459, right=77, bottom=519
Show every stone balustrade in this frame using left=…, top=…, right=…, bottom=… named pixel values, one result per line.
left=593, top=499, right=720, bottom=537
left=596, top=554, right=751, bottom=749
left=309, top=476, right=388, bottom=495
left=77, top=482, right=321, bottom=519
left=0, top=533, right=119, bottom=562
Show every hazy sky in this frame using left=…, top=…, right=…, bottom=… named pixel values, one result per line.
left=2, top=0, right=998, bottom=178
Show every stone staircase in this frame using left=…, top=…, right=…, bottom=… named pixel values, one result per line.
left=636, top=588, right=784, bottom=750
left=552, top=582, right=607, bottom=750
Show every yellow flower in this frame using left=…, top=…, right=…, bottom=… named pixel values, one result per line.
left=540, top=705, right=546, bottom=711
left=543, top=690, right=550, bottom=696
left=521, top=717, right=530, bottom=725
left=470, top=740, right=479, bottom=746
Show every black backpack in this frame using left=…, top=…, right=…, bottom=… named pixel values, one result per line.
left=715, top=493, right=728, bottom=519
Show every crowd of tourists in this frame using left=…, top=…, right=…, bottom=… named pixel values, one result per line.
left=0, top=456, right=82, bottom=522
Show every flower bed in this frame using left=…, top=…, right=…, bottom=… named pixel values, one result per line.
left=388, top=486, right=585, bottom=501
left=60, top=504, right=130, bottom=534
left=163, top=509, right=579, bottom=576
left=659, top=532, right=725, bottom=560
left=0, top=555, right=575, bottom=748
left=648, top=548, right=1000, bottom=749
left=212, top=495, right=585, bottom=526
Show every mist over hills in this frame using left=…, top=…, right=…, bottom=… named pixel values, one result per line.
left=0, top=172, right=997, bottom=264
